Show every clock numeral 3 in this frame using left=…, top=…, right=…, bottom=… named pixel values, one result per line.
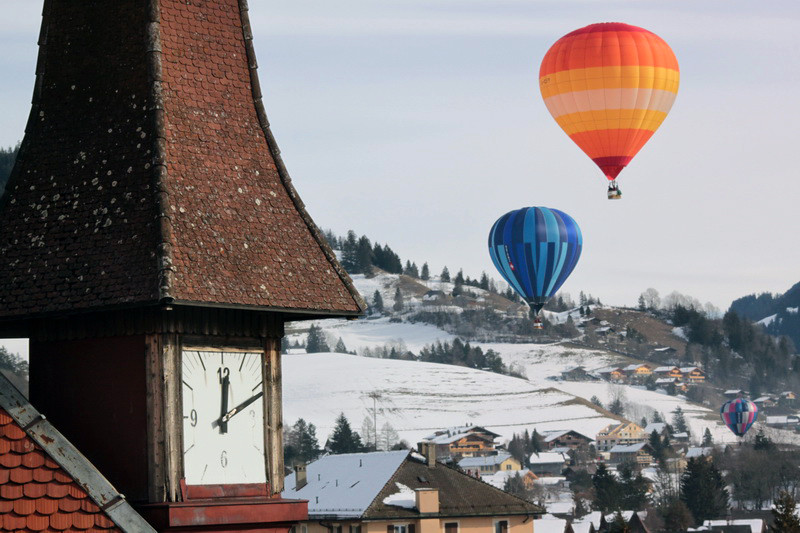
left=220, top=450, right=228, bottom=468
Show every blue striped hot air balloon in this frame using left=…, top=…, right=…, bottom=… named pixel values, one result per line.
left=488, top=207, right=582, bottom=328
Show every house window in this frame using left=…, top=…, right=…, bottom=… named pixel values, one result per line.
left=494, top=520, right=508, bottom=533
left=389, top=525, right=414, bottom=533
left=506, top=464, right=512, bottom=470
left=445, top=522, right=458, bottom=533
left=350, top=526, right=362, bottom=533
left=332, top=526, right=343, bottom=533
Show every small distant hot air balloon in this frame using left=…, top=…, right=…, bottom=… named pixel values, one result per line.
left=488, top=206, right=582, bottom=329
left=720, top=397, right=758, bottom=438
left=539, top=23, right=680, bottom=199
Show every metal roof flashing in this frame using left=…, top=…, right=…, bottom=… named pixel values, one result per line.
left=0, top=373, right=156, bottom=533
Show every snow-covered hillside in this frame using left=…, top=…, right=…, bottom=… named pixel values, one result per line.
left=283, top=352, right=619, bottom=445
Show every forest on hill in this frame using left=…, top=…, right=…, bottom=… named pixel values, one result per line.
left=0, top=144, right=18, bottom=197
left=730, top=281, right=800, bottom=347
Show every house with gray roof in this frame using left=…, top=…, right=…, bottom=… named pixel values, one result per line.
left=282, top=449, right=543, bottom=533
left=457, top=451, right=521, bottom=476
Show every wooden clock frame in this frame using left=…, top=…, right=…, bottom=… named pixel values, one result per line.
left=145, top=332, right=284, bottom=502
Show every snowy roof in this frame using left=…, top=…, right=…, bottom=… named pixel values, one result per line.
left=753, top=396, right=775, bottom=402
left=653, top=347, right=676, bottom=353
left=672, top=432, right=689, bottom=439
left=528, top=452, right=567, bottom=465
left=766, top=415, right=799, bottom=424
left=699, top=519, right=764, bottom=533
left=609, top=442, right=650, bottom=454
left=282, top=450, right=408, bottom=518
left=725, top=389, right=746, bottom=395
left=644, top=423, right=667, bottom=434
left=685, top=447, right=713, bottom=459
left=481, top=469, right=534, bottom=490
left=623, top=364, right=649, bottom=371
left=655, top=378, right=680, bottom=384
left=550, top=446, right=572, bottom=454
left=457, top=452, right=513, bottom=468
left=422, top=426, right=499, bottom=445
left=542, top=429, right=592, bottom=442
left=595, top=327, right=611, bottom=333
left=533, top=515, right=569, bottom=533
left=680, top=367, right=702, bottom=373
left=596, top=366, right=623, bottom=374
left=654, top=366, right=679, bottom=372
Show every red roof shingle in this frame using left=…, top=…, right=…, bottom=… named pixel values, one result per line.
left=0, top=408, right=121, bottom=532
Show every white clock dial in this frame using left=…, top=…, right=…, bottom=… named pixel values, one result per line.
left=181, top=350, right=266, bottom=485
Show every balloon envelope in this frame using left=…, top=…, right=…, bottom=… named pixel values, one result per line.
left=720, top=397, right=758, bottom=437
left=488, top=207, right=582, bottom=314
left=539, top=22, right=679, bottom=182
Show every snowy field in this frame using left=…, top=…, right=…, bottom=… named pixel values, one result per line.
left=282, top=352, right=619, bottom=446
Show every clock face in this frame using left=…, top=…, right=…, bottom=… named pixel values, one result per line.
left=181, top=350, right=266, bottom=485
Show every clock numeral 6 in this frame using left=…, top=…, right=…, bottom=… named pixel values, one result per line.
left=220, top=450, right=228, bottom=468
left=190, top=409, right=197, bottom=427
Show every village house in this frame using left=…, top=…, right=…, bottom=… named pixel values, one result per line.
left=680, top=367, right=706, bottom=383
left=282, top=448, right=543, bottom=533
left=643, top=423, right=668, bottom=438
left=623, top=364, right=653, bottom=382
left=420, top=426, right=499, bottom=461
left=595, top=423, right=646, bottom=452
left=655, top=377, right=687, bottom=392
left=753, top=395, right=778, bottom=409
left=685, top=447, right=713, bottom=461
left=609, top=443, right=655, bottom=467
left=560, top=367, right=601, bottom=382
left=542, top=430, right=594, bottom=450
left=653, top=366, right=683, bottom=380
left=529, top=452, right=568, bottom=477
left=765, top=415, right=800, bottom=430
left=651, top=346, right=678, bottom=358
left=458, top=451, right=521, bottom=476
left=596, top=367, right=625, bottom=383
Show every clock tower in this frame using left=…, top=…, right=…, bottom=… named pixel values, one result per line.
left=0, top=1, right=366, bottom=531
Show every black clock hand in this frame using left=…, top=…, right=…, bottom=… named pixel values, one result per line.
left=212, top=391, right=264, bottom=428
left=219, top=374, right=230, bottom=434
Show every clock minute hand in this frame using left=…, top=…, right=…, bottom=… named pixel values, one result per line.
left=212, top=391, right=264, bottom=428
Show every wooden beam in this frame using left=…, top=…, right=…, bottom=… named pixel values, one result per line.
left=264, top=336, right=284, bottom=494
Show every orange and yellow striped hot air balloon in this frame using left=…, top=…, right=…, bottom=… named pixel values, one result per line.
left=539, top=23, right=679, bottom=199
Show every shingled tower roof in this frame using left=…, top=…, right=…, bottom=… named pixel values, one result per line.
left=0, top=0, right=365, bottom=321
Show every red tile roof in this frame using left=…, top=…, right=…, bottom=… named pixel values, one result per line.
left=0, top=376, right=155, bottom=532
left=0, top=0, right=365, bottom=321
left=0, top=408, right=121, bottom=532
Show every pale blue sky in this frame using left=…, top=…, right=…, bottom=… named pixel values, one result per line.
left=1, top=2, right=799, bottom=359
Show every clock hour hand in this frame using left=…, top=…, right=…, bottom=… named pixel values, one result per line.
left=212, top=391, right=264, bottom=428
left=219, top=373, right=230, bottom=434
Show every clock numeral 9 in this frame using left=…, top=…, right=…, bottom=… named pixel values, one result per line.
left=217, top=367, right=230, bottom=383
left=190, top=409, right=197, bottom=427
left=220, top=450, right=228, bottom=468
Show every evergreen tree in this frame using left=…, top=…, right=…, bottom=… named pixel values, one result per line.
left=334, top=338, right=348, bottom=353
left=618, top=462, right=649, bottom=511
left=672, top=407, right=689, bottom=435
left=638, top=294, right=646, bottom=311
left=356, top=235, right=373, bottom=274
left=340, top=230, right=359, bottom=273
left=590, top=395, right=604, bottom=409
left=372, top=290, right=384, bottom=314
left=702, top=428, right=713, bottom=447
left=649, top=430, right=664, bottom=463
left=284, top=418, right=321, bottom=466
left=393, top=287, right=404, bottom=312
left=753, top=429, right=774, bottom=451
left=454, top=269, right=465, bottom=286
left=421, top=263, right=430, bottom=280
left=440, top=266, right=450, bottom=282
left=0, top=347, right=28, bottom=379
left=328, top=413, right=364, bottom=454
left=503, top=473, right=529, bottom=500
left=652, top=411, right=663, bottom=423
left=771, top=491, right=800, bottom=532
left=608, top=397, right=625, bottom=416
left=592, top=463, right=622, bottom=513
left=661, top=499, right=693, bottom=532
left=479, top=272, right=490, bottom=291
left=680, top=457, right=729, bottom=525
left=305, top=324, right=330, bottom=353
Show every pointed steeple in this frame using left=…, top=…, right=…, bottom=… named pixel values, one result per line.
left=0, top=0, right=364, bottom=322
